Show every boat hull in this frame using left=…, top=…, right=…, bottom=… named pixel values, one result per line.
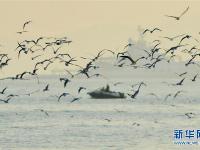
left=88, top=91, right=126, bottom=99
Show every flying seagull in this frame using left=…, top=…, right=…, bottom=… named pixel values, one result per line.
left=165, top=6, right=189, bottom=20
left=43, top=84, right=49, bottom=92
left=57, top=92, right=70, bottom=102
left=0, top=87, right=7, bottom=94
left=78, top=87, right=86, bottom=93
left=23, top=20, right=32, bottom=30
left=143, top=28, right=162, bottom=34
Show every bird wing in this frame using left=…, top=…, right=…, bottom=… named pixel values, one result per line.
left=23, top=21, right=31, bottom=30
left=71, top=98, right=79, bottom=103
left=64, top=80, right=69, bottom=87
left=152, top=28, right=162, bottom=32
left=143, top=29, right=149, bottom=34
left=58, top=94, right=64, bottom=101
left=179, top=6, right=189, bottom=18
left=119, top=55, right=135, bottom=64
left=2, top=87, right=7, bottom=93
left=178, top=78, right=185, bottom=84
left=165, top=15, right=178, bottom=19
left=172, top=34, right=185, bottom=39
left=78, top=87, right=83, bottom=93
left=179, top=36, right=187, bottom=44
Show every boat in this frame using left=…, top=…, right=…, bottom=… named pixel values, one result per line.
left=87, top=85, right=126, bottom=99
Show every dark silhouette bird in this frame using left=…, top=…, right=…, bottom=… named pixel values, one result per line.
left=191, top=74, right=198, bottom=82
left=59, top=57, right=78, bottom=67
left=119, top=55, right=136, bottom=65
left=124, top=43, right=134, bottom=49
left=78, top=87, right=86, bottom=93
left=173, top=90, right=185, bottom=99
left=71, top=97, right=81, bottom=103
left=174, top=78, right=185, bottom=86
left=0, top=97, right=12, bottom=103
left=17, top=31, right=28, bottom=34
left=128, top=82, right=146, bottom=99
left=116, top=51, right=129, bottom=58
left=165, top=44, right=186, bottom=55
left=31, top=55, right=42, bottom=60
left=24, top=37, right=43, bottom=45
left=44, top=62, right=53, bottom=70
left=43, top=84, right=49, bottom=92
left=132, top=122, right=140, bottom=126
left=0, top=58, right=11, bottom=68
left=165, top=6, right=189, bottom=20
left=143, top=28, right=162, bottom=34
left=179, top=35, right=192, bottom=45
left=164, top=94, right=172, bottom=101
left=23, top=20, right=32, bottom=30
left=56, top=53, right=71, bottom=59
left=116, top=63, right=125, bottom=67
left=185, top=53, right=200, bottom=66
left=58, top=92, right=70, bottom=101
left=60, top=78, right=70, bottom=87
left=104, top=118, right=111, bottom=122
left=7, top=94, right=19, bottom=98
left=90, top=73, right=105, bottom=78
left=175, top=72, right=187, bottom=77
left=161, top=34, right=185, bottom=41
left=40, top=109, right=49, bottom=116
left=0, top=87, right=7, bottom=94
left=143, top=50, right=152, bottom=59
left=52, top=46, right=61, bottom=54
left=17, top=71, right=33, bottom=79
left=185, top=112, right=195, bottom=119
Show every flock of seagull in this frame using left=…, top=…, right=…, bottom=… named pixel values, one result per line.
left=0, top=6, right=199, bottom=118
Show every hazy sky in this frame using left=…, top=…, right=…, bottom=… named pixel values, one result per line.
left=0, top=0, right=199, bottom=76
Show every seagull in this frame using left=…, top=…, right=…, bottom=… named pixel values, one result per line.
left=161, top=34, right=185, bottom=41
left=175, top=72, right=187, bottom=77
left=191, top=74, right=198, bottom=82
left=185, top=112, right=195, bottom=119
left=60, top=78, right=70, bottom=88
left=17, top=31, right=28, bottom=34
left=179, top=35, right=192, bottom=45
left=39, top=109, right=49, bottom=116
left=119, top=55, right=137, bottom=65
left=104, top=118, right=111, bottom=122
left=57, top=92, right=70, bottom=102
left=124, top=43, right=134, bottom=49
left=173, top=90, right=186, bottom=99
left=165, top=6, right=189, bottom=20
left=78, top=87, right=86, bottom=93
left=71, top=97, right=81, bottom=103
left=174, top=78, right=185, bottom=86
left=143, top=28, right=162, bottom=34
left=164, top=94, right=172, bottom=101
left=128, top=82, right=146, bottom=99
left=52, top=46, right=62, bottom=54
left=43, top=84, right=49, bottom=92
left=31, top=55, right=42, bottom=60
left=0, top=97, right=12, bottom=103
left=132, top=122, right=140, bottom=126
left=25, top=37, right=43, bottom=45
left=23, top=20, right=32, bottom=30
left=0, top=87, right=7, bottom=94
